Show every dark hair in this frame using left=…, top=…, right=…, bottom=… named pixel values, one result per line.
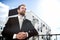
left=17, top=4, right=26, bottom=9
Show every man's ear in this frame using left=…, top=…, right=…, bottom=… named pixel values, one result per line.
left=17, top=9, right=19, bottom=13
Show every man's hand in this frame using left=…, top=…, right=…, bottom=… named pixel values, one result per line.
left=16, top=32, right=27, bottom=39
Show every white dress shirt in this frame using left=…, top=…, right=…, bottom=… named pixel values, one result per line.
left=13, top=15, right=28, bottom=39
left=18, top=15, right=24, bottom=29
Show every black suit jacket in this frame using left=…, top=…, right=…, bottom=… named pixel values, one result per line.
left=2, top=17, right=38, bottom=40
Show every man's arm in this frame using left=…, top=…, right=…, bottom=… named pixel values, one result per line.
left=1, top=18, right=14, bottom=39
left=27, top=21, right=38, bottom=38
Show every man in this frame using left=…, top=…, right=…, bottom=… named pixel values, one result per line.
left=2, top=4, right=38, bottom=40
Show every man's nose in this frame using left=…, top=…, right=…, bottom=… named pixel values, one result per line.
left=23, top=9, right=26, bottom=11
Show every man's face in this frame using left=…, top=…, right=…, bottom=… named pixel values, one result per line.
left=18, top=6, right=26, bottom=16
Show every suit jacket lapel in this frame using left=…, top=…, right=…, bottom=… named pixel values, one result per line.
left=15, top=17, right=20, bottom=31
left=15, top=16, right=26, bottom=31
left=19, top=16, right=26, bottom=31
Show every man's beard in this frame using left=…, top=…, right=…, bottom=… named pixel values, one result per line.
left=20, top=13, right=25, bottom=16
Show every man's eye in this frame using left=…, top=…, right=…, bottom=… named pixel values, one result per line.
left=21, top=8, right=24, bottom=9
left=22, top=8, right=26, bottom=10
left=25, top=8, right=26, bottom=10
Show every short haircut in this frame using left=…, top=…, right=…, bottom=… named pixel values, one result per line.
left=17, top=4, right=26, bottom=9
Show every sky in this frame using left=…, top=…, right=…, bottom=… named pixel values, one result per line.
left=0, top=0, right=60, bottom=39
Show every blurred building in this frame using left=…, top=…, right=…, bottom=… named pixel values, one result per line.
left=0, top=2, right=9, bottom=36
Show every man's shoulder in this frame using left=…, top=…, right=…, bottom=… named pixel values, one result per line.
left=8, top=16, right=18, bottom=22
left=25, top=19, right=31, bottom=22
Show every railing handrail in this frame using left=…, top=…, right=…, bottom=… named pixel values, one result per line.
left=37, top=34, right=60, bottom=36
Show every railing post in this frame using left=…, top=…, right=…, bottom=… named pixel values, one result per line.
left=56, top=34, right=57, bottom=40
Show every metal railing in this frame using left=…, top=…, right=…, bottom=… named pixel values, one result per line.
left=37, top=34, right=60, bottom=40
left=0, top=34, right=60, bottom=40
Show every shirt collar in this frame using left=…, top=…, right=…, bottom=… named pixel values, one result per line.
left=18, top=14, right=24, bottom=20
